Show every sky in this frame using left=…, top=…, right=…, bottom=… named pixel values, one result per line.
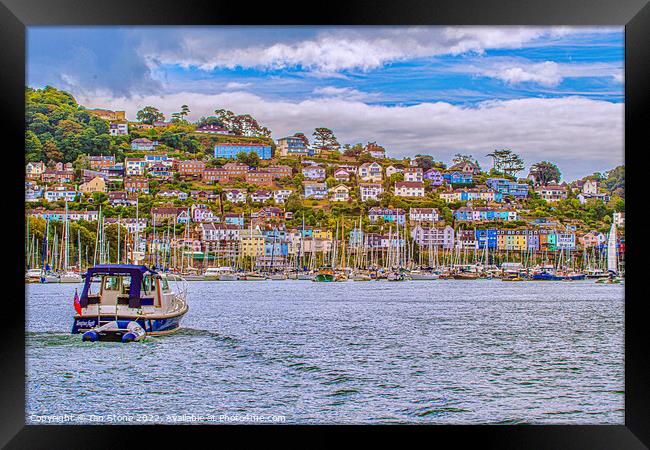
left=27, top=26, right=624, bottom=181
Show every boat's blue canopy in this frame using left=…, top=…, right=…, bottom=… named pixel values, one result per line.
left=81, top=265, right=157, bottom=302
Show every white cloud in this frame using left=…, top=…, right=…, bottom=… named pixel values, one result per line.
left=456, top=58, right=623, bottom=87
left=225, top=81, right=252, bottom=90
left=77, top=91, right=623, bottom=180
left=137, top=26, right=620, bottom=74
left=495, top=61, right=563, bottom=86
left=312, top=86, right=375, bottom=101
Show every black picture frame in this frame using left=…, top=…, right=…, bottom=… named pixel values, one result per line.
left=1, top=0, right=648, bottom=447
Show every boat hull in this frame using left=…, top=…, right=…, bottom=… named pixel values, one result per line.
left=313, top=274, right=335, bottom=282
left=71, top=313, right=184, bottom=336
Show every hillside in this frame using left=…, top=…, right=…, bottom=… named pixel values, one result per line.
left=25, top=86, right=274, bottom=163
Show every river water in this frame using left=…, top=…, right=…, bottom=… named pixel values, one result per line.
left=26, top=280, right=624, bottom=424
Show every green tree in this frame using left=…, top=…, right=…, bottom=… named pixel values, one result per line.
left=414, top=154, right=436, bottom=170
left=529, top=161, right=561, bottom=185
left=312, top=128, right=339, bottom=152
left=136, top=106, right=164, bottom=125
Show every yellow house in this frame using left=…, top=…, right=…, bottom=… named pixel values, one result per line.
left=79, top=176, right=106, bottom=194
left=312, top=228, right=333, bottom=240
left=499, top=230, right=528, bottom=251
left=239, top=229, right=265, bottom=258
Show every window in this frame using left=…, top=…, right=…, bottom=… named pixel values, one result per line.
left=103, top=276, right=121, bottom=291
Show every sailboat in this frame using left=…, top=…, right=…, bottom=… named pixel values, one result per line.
left=596, top=221, right=622, bottom=284
left=59, top=202, right=82, bottom=283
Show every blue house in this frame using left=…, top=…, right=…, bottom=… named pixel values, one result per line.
left=475, top=229, right=497, bottom=249
left=223, top=214, right=245, bottom=226
left=214, top=143, right=273, bottom=160
left=443, top=171, right=473, bottom=184
left=486, top=178, right=529, bottom=198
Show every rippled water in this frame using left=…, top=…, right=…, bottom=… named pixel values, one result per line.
left=26, top=280, right=624, bottom=424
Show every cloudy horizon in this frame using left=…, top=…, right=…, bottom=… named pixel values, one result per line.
left=27, top=26, right=624, bottom=181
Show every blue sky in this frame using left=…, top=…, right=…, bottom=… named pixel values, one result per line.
left=27, top=26, right=624, bottom=181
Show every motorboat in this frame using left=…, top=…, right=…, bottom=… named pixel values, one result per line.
left=313, top=267, right=335, bottom=282
left=25, top=268, right=43, bottom=283
left=71, top=264, right=188, bottom=342
left=59, top=271, right=83, bottom=283
left=204, top=266, right=238, bottom=281
left=268, top=272, right=288, bottom=280
left=239, top=272, right=267, bottom=281
left=409, top=270, right=439, bottom=280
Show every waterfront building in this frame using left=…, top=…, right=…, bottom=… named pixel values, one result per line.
left=130, top=138, right=156, bottom=151
left=613, top=212, right=625, bottom=228
left=124, top=157, right=146, bottom=176
left=265, top=165, right=293, bottom=179
left=78, top=176, right=106, bottom=194
left=358, top=162, right=383, bottom=182
left=108, top=191, right=137, bottom=207
left=423, top=169, right=444, bottom=186
left=330, top=185, right=350, bottom=202
left=240, top=228, right=265, bottom=257
left=368, top=207, right=406, bottom=225
left=195, top=124, right=231, bottom=134
left=443, top=171, right=473, bottom=184
left=302, top=166, right=326, bottom=180
left=250, top=190, right=273, bottom=203
left=178, top=160, right=206, bottom=179
left=303, top=182, right=328, bottom=199
left=105, top=217, right=147, bottom=234
left=404, top=167, right=423, bottom=182
left=276, top=136, right=309, bottom=157
left=486, top=178, right=529, bottom=198
left=30, top=208, right=98, bottom=222
left=535, top=185, right=567, bottom=202
left=411, top=225, right=455, bottom=249
left=224, top=189, right=247, bottom=204
left=333, top=168, right=351, bottom=182
left=245, top=170, right=275, bottom=187
left=449, top=161, right=481, bottom=175
left=409, top=207, right=439, bottom=223
left=214, top=143, right=273, bottom=160
left=144, top=154, right=171, bottom=167
left=385, top=165, right=404, bottom=178
left=359, top=183, right=384, bottom=202
left=273, top=189, right=293, bottom=204
left=223, top=213, right=245, bottom=226
left=44, top=186, right=77, bottom=202
left=475, top=229, right=498, bottom=249
left=394, top=181, right=425, bottom=197
left=365, top=142, right=386, bottom=159
left=109, top=122, right=129, bottom=136
left=87, top=155, right=115, bottom=171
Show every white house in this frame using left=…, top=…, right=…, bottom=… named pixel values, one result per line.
left=359, top=183, right=384, bottom=202
left=403, top=167, right=423, bottom=182
left=394, top=181, right=425, bottom=198
left=385, top=165, right=403, bottom=178
left=224, top=189, right=247, bottom=204
left=302, top=166, right=326, bottom=180
left=109, top=122, right=129, bottom=136
left=358, top=162, right=383, bottom=182
left=251, top=190, right=273, bottom=203
left=274, top=189, right=293, bottom=204
left=409, top=207, right=439, bottom=223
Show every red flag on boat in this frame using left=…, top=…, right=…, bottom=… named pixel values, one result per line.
left=73, top=288, right=82, bottom=316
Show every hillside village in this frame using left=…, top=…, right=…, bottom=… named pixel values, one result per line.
left=25, top=87, right=625, bottom=270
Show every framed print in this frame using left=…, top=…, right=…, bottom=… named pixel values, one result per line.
left=1, top=0, right=648, bottom=447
